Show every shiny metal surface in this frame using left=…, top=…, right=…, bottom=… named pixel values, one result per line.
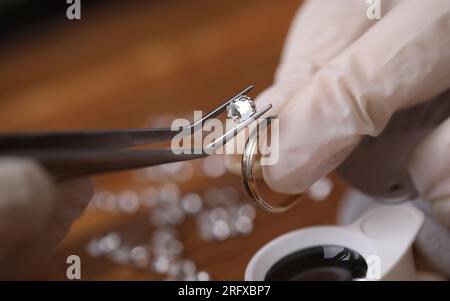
left=241, top=117, right=302, bottom=213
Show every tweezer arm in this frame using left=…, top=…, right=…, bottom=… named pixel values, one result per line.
left=0, top=85, right=273, bottom=181
left=0, top=86, right=254, bottom=150
left=0, top=128, right=178, bottom=150
left=4, top=148, right=207, bottom=181
left=0, top=103, right=272, bottom=181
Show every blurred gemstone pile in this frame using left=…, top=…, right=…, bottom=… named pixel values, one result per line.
left=86, top=155, right=260, bottom=281
left=85, top=114, right=334, bottom=280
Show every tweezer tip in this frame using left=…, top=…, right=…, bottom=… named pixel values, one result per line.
left=205, top=103, right=272, bottom=151
left=244, top=85, right=255, bottom=93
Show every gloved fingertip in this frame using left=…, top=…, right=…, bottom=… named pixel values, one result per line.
left=255, top=85, right=290, bottom=115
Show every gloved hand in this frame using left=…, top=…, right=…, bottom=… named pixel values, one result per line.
left=0, top=157, right=93, bottom=279
left=227, top=0, right=450, bottom=222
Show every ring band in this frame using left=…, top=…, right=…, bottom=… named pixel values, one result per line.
left=241, top=117, right=302, bottom=213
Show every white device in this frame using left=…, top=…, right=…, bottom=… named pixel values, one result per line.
left=245, top=203, right=424, bottom=281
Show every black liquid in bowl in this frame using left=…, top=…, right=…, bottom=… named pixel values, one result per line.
left=264, top=245, right=368, bottom=281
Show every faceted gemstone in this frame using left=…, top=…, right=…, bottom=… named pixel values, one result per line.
left=226, top=95, right=256, bottom=123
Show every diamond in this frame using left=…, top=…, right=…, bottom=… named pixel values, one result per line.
left=226, top=95, right=256, bottom=123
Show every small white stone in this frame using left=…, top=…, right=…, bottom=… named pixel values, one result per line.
left=238, top=204, right=256, bottom=220
left=212, top=220, right=231, bottom=240
left=227, top=95, right=256, bottom=123
left=308, top=177, right=334, bottom=201
left=197, top=271, right=211, bottom=281
left=235, top=216, right=253, bottom=234
left=181, top=193, right=203, bottom=215
left=167, top=261, right=183, bottom=277
left=86, top=240, right=102, bottom=257
left=92, top=191, right=117, bottom=212
left=117, top=190, right=140, bottom=213
left=197, top=212, right=214, bottom=241
left=130, top=246, right=150, bottom=268
left=167, top=240, right=184, bottom=255
left=98, top=232, right=121, bottom=253
left=152, top=228, right=177, bottom=246
left=209, top=207, right=228, bottom=222
left=180, top=260, right=197, bottom=275
left=159, top=182, right=181, bottom=204
left=152, top=256, right=171, bottom=274
left=150, top=203, right=185, bottom=226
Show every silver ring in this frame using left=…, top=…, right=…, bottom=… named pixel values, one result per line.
left=241, top=117, right=302, bottom=213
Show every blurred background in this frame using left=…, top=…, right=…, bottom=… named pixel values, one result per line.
left=0, top=0, right=430, bottom=280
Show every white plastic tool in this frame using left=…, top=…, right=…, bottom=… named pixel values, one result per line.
left=245, top=203, right=424, bottom=281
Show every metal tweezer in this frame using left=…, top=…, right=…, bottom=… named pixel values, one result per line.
left=0, top=86, right=271, bottom=181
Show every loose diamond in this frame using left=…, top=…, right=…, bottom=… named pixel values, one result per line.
left=227, top=95, right=256, bottom=123
left=307, top=177, right=334, bottom=201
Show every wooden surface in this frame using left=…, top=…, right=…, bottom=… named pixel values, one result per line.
left=0, top=0, right=429, bottom=280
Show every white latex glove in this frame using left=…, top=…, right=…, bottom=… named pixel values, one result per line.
left=228, top=1, right=449, bottom=199
left=0, top=157, right=93, bottom=279
left=409, top=118, right=450, bottom=228
left=227, top=0, right=450, bottom=223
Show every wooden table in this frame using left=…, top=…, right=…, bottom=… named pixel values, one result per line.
left=0, top=0, right=430, bottom=280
